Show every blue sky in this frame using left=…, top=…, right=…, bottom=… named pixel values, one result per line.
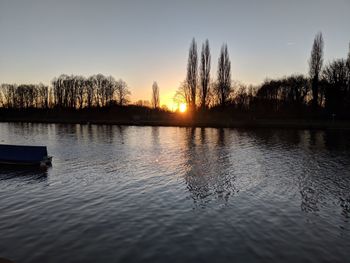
left=0, top=0, right=349, bottom=106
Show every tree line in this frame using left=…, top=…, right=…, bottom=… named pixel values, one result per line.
left=1, top=33, right=349, bottom=119
left=254, top=33, right=350, bottom=117
left=0, top=74, right=131, bottom=109
left=175, top=34, right=350, bottom=118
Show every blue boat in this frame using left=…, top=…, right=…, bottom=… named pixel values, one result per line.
left=0, top=144, right=52, bottom=167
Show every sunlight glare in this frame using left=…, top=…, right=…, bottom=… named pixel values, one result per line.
left=179, top=103, right=187, bottom=113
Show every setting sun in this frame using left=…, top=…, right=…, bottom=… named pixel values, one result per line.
left=179, top=103, right=187, bottom=113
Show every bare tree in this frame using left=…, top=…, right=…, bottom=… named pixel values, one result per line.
left=115, top=79, right=130, bottom=106
left=215, top=44, right=232, bottom=107
left=86, top=76, right=96, bottom=108
left=95, top=74, right=105, bottom=107
left=106, top=76, right=116, bottom=106
left=37, top=83, right=49, bottom=108
left=199, top=39, right=211, bottom=109
left=151, top=81, right=160, bottom=109
left=75, top=76, right=86, bottom=109
left=322, top=59, right=348, bottom=113
left=186, top=38, right=198, bottom=111
left=309, top=32, right=324, bottom=108
left=52, top=74, right=69, bottom=108
left=174, top=81, right=191, bottom=108
left=1, top=84, right=16, bottom=108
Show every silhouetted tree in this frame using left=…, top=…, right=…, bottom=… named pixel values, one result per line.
left=256, top=79, right=280, bottom=112
left=151, top=81, right=160, bottom=109
left=256, top=75, right=309, bottom=114
left=0, top=83, right=50, bottom=109
left=105, top=76, right=117, bottom=106
left=186, top=38, right=198, bottom=111
left=199, top=39, right=211, bottom=109
left=52, top=75, right=64, bottom=108
left=233, top=84, right=256, bottom=111
left=86, top=76, right=96, bottom=108
left=322, top=59, right=348, bottom=114
left=215, top=44, right=232, bottom=107
left=115, top=79, right=130, bottom=106
left=174, top=81, right=191, bottom=109
left=95, top=74, right=105, bottom=107
left=234, top=84, right=250, bottom=110
left=50, top=74, right=122, bottom=108
left=75, top=76, right=86, bottom=109
left=37, top=83, right=49, bottom=108
left=309, top=32, right=324, bottom=108
left=9, top=84, right=18, bottom=108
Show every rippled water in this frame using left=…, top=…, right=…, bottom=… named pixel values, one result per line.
left=0, top=123, right=349, bottom=263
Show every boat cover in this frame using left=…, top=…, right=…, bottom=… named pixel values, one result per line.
left=0, top=144, right=48, bottom=163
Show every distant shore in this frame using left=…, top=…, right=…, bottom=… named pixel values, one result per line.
left=1, top=116, right=350, bottom=130
left=1, top=107, right=350, bottom=130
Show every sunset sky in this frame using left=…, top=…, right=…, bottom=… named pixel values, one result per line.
left=0, top=0, right=349, bottom=109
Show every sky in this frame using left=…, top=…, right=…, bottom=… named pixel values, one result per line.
left=0, top=0, right=349, bottom=109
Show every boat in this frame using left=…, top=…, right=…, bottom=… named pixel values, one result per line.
left=0, top=144, right=52, bottom=167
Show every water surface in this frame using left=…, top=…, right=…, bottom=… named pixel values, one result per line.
left=0, top=123, right=349, bottom=263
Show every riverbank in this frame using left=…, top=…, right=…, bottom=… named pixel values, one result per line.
left=1, top=116, right=350, bottom=130
left=1, top=107, right=350, bottom=129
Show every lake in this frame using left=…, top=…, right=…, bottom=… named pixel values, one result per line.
left=0, top=123, right=349, bottom=263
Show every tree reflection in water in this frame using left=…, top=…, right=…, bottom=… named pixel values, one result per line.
left=243, top=129, right=350, bottom=219
left=181, top=127, right=350, bottom=218
left=183, top=128, right=237, bottom=206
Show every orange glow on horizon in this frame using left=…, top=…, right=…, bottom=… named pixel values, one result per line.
left=159, top=90, right=180, bottom=111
